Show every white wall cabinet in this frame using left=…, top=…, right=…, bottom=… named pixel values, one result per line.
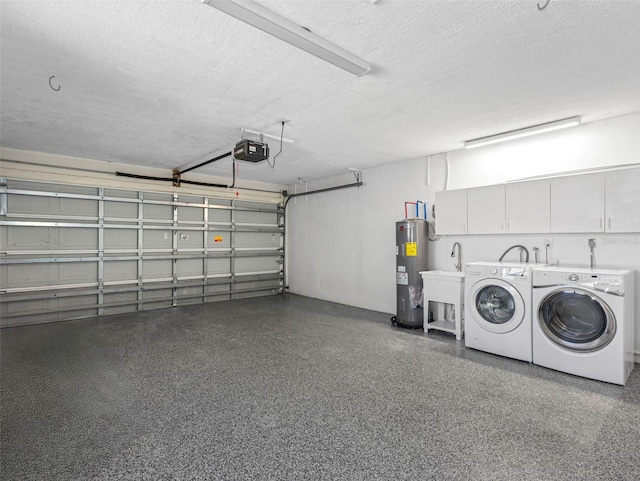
left=550, top=173, right=605, bottom=233
left=435, top=168, right=640, bottom=236
left=605, top=168, right=640, bottom=232
left=435, top=189, right=467, bottom=235
left=467, top=184, right=505, bottom=234
left=505, top=180, right=550, bottom=233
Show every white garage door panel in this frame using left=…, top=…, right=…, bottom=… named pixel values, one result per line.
left=58, top=294, right=99, bottom=308
left=8, top=194, right=53, bottom=215
left=142, top=260, right=172, bottom=278
left=105, top=200, right=137, bottom=219
left=103, top=292, right=138, bottom=314
left=3, top=264, right=55, bottom=287
left=143, top=203, right=172, bottom=221
left=235, top=256, right=280, bottom=273
left=142, top=289, right=173, bottom=309
left=59, top=262, right=97, bottom=282
left=6, top=226, right=51, bottom=248
left=176, top=259, right=203, bottom=277
left=208, top=209, right=232, bottom=223
left=177, top=205, right=203, bottom=222
left=59, top=197, right=97, bottom=216
left=104, top=261, right=137, bottom=282
left=59, top=228, right=97, bottom=250
left=1, top=179, right=283, bottom=326
left=176, top=286, right=204, bottom=301
left=105, top=229, right=137, bottom=250
left=235, top=232, right=279, bottom=249
left=144, top=230, right=172, bottom=249
left=4, top=298, right=52, bottom=314
left=206, top=258, right=231, bottom=276
left=235, top=210, right=278, bottom=225
left=205, top=284, right=231, bottom=294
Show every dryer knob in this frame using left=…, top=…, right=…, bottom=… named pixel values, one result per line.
left=490, top=267, right=498, bottom=275
left=568, top=274, right=579, bottom=282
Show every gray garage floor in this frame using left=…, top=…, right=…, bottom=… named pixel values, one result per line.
left=2, top=294, right=640, bottom=480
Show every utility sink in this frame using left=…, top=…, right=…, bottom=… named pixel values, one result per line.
left=419, top=270, right=465, bottom=281
left=419, top=270, right=465, bottom=340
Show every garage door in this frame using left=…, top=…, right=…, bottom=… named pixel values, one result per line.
left=0, top=178, right=284, bottom=327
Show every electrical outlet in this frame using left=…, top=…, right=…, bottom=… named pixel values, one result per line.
left=545, top=237, right=553, bottom=248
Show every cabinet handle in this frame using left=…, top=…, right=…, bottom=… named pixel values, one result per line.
left=608, top=218, right=611, bottom=229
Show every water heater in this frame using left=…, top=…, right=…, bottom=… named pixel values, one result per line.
left=393, top=219, right=428, bottom=328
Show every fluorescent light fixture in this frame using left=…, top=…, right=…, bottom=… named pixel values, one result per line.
left=464, top=117, right=582, bottom=149
left=201, top=0, right=371, bottom=76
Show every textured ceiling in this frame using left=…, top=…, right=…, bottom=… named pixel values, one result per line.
left=1, top=0, right=640, bottom=186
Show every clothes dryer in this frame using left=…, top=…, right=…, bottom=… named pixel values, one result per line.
left=465, top=262, right=546, bottom=362
left=532, top=267, right=634, bottom=385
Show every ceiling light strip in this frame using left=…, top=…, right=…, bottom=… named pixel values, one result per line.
left=464, top=117, right=582, bottom=149
left=201, top=0, right=371, bottom=76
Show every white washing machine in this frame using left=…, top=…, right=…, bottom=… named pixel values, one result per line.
left=532, top=267, right=634, bottom=385
left=465, top=262, right=546, bottom=362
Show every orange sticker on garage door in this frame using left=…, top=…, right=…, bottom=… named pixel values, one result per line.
left=214, top=236, right=223, bottom=243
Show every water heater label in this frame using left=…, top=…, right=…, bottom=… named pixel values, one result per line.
left=396, top=272, right=409, bottom=285
left=406, top=242, right=417, bottom=256
left=398, top=266, right=406, bottom=272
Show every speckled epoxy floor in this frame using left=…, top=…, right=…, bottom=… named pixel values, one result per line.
left=2, top=294, right=640, bottom=480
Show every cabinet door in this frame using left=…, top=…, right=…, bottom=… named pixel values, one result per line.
left=605, top=168, right=640, bottom=232
left=435, top=189, right=467, bottom=235
left=505, top=180, right=550, bottom=233
left=467, top=184, right=505, bottom=234
left=550, top=173, right=605, bottom=233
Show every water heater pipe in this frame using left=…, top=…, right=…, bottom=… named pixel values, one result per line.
left=404, top=202, right=416, bottom=219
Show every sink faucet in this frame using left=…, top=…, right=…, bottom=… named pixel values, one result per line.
left=451, top=242, right=462, bottom=271
left=498, top=244, right=530, bottom=263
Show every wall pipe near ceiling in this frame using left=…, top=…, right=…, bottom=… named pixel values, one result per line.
left=281, top=179, right=363, bottom=294
left=283, top=181, right=363, bottom=209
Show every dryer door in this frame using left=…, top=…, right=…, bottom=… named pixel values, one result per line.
left=538, top=288, right=616, bottom=352
left=468, top=279, right=525, bottom=334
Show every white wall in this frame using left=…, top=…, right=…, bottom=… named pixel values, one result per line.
left=286, top=157, right=437, bottom=314
left=286, top=112, right=640, bottom=355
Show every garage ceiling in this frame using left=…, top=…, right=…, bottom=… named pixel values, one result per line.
left=1, top=0, right=640, bottom=186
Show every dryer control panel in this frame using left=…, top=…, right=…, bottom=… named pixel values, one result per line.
left=533, top=269, right=628, bottom=295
